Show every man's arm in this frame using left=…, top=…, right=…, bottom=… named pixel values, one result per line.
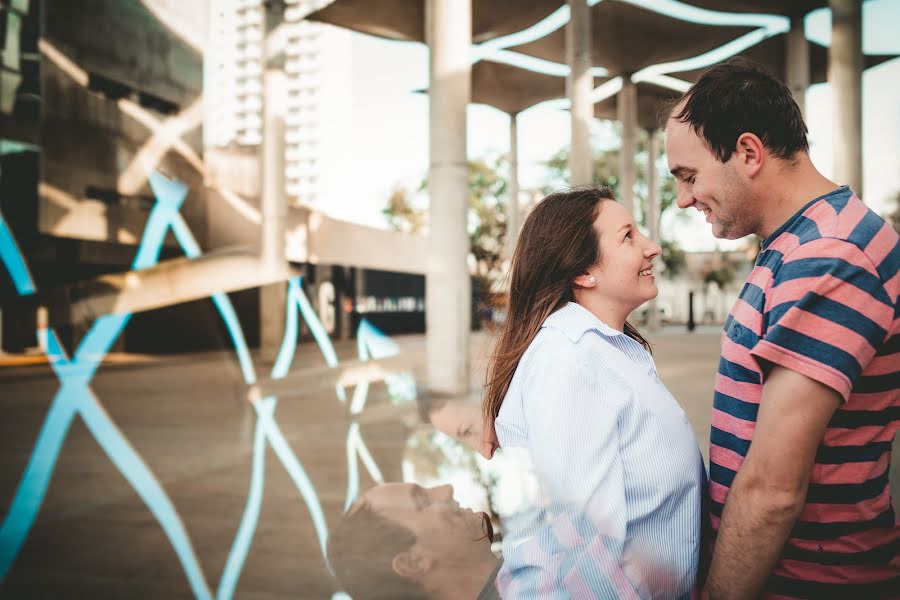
left=706, top=366, right=841, bottom=600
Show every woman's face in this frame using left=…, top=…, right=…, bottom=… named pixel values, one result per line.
left=429, top=401, right=483, bottom=452
left=589, top=201, right=661, bottom=311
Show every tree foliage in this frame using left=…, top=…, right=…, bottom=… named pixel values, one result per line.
left=382, top=157, right=510, bottom=287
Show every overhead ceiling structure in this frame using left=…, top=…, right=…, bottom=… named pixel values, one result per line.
left=593, top=82, right=681, bottom=131
left=676, top=0, right=828, bottom=18
left=306, top=0, right=565, bottom=44
left=507, top=0, right=754, bottom=76
left=671, top=34, right=898, bottom=85
left=468, top=60, right=590, bottom=115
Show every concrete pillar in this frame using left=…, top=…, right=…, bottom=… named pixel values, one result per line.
left=425, top=0, right=471, bottom=395
left=567, top=0, right=592, bottom=186
left=829, top=0, right=863, bottom=196
left=645, top=128, right=661, bottom=332
left=786, top=15, right=810, bottom=117
left=618, top=77, right=637, bottom=217
left=505, top=112, right=520, bottom=258
left=259, top=1, right=288, bottom=359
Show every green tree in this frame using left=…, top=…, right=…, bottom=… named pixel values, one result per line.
left=660, top=239, right=686, bottom=277
left=382, top=186, right=426, bottom=233
left=382, top=157, right=510, bottom=287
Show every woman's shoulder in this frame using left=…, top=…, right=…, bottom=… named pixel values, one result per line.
left=521, top=326, right=586, bottom=370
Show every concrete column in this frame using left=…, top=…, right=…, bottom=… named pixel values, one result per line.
left=566, top=0, right=592, bottom=186
left=425, top=0, right=471, bottom=395
left=618, top=77, right=637, bottom=217
left=505, top=112, right=520, bottom=258
left=829, top=0, right=863, bottom=196
left=259, top=1, right=288, bottom=359
left=786, top=15, right=810, bottom=117
left=645, top=128, right=661, bottom=332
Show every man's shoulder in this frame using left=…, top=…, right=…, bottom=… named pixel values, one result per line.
left=789, top=194, right=899, bottom=280
left=763, top=194, right=898, bottom=295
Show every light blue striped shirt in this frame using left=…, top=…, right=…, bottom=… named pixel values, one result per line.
left=495, top=302, right=706, bottom=599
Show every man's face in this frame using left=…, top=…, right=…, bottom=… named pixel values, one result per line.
left=363, top=483, right=493, bottom=566
left=665, top=115, right=759, bottom=239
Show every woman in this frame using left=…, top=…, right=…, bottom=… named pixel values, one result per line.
left=481, top=187, right=706, bottom=599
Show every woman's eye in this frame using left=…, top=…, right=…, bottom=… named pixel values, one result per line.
left=686, top=176, right=695, bottom=185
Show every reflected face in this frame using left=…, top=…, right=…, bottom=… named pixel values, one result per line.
left=590, top=201, right=661, bottom=311
left=429, top=401, right=483, bottom=451
left=363, top=483, right=493, bottom=565
left=665, top=116, right=759, bottom=239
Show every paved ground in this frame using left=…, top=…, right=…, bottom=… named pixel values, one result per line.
left=0, top=328, right=896, bottom=598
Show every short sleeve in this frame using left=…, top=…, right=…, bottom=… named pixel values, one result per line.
left=752, top=237, right=893, bottom=400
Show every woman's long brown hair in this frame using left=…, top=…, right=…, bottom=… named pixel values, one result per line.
left=483, top=187, right=650, bottom=428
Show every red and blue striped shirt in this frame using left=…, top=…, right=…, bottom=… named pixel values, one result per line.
left=711, top=186, right=899, bottom=598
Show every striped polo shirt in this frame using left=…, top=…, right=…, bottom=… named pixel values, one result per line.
left=710, top=186, right=900, bottom=598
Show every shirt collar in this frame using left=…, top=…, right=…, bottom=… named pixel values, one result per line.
left=542, top=302, right=623, bottom=343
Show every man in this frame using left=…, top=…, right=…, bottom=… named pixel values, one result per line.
left=327, top=483, right=501, bottom=599
left=665, top=57, right=899, bottom=598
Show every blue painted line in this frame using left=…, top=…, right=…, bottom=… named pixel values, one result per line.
left=0, top=393, right=78, bottom=576
left=0, top=170, right=408, bottom=597
left=81, top=388, right=213, bottom=600
left=272, top=277, right=344, bottom=400
left=260, top=399, right=331, bottom=570
left=216, top=398, right=272, bottom=600
left=0, top=212, right=36, bottom=295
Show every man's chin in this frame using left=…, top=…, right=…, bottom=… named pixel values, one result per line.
left=711, top=224, right=741, bottom=240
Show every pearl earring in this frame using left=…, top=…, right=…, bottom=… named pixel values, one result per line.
left=588, top=276, right=596, bottom=284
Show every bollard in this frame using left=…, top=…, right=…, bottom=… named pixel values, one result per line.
left=687, top=291, right=696, bottom=332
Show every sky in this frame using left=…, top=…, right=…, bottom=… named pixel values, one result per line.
left=315, top=0, right=900, bottom=252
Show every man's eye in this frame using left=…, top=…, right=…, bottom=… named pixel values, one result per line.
left=686, top=176, right=695, bottom=185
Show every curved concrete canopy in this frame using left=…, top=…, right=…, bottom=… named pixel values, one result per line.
left=470, top=60, right=596, bottom=115
left=508, top=0, right=754, bottom=76
left=306, top=0, right=565, bottom=44
left=593, top=82, right=681, bottom=131
left=417, top=60, right=606, bottom=115
left=670, top=35, right=899, bottom=85
left=677, top=1, right=827, bottom=18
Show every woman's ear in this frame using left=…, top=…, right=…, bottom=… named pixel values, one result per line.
left=392, top=550, right=433, bottom=579
left=573, top=273, right=597, bottom=288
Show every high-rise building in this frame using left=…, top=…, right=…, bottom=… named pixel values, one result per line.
left=204, top=0, right=351, bottom=209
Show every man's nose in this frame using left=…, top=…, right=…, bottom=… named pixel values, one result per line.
left=432, top=484, right=454, bottom=502
left=676, top=187, right=694, bottom=209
